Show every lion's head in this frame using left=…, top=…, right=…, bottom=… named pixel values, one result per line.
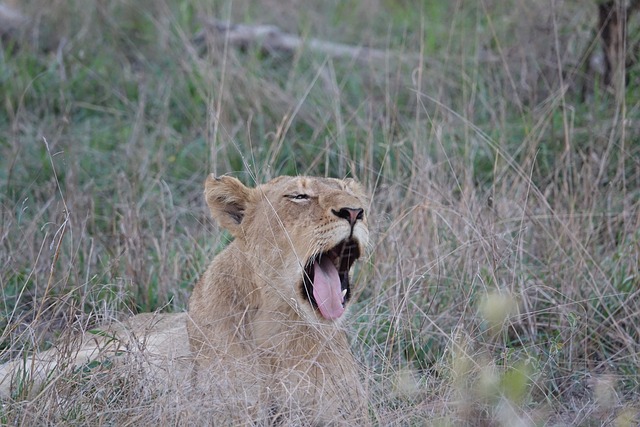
left=204, top=175, right=369, bottom=322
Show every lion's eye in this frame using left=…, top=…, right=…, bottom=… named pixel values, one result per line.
left=287, top=194, right=310, bottom=201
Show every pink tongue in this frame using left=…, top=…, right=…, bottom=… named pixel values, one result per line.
left=313, top=257, right=345, bottom=320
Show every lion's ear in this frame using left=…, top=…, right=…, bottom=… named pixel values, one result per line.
left=204, top=175, right=253, bottom=237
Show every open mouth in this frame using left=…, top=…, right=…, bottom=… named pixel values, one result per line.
left=301, top=239, right=361, bottom=320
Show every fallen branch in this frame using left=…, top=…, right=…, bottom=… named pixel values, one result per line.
left=196, top=18, right=422, bottom=64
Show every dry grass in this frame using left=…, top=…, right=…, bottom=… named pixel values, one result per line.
left=1, top=0, right=639, bottom=425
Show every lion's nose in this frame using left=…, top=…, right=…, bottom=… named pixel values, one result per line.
left=332, top=207, right=364, bottom=227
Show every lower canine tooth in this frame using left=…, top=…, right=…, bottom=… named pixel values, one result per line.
left=341, top=289, right=347, bottom=299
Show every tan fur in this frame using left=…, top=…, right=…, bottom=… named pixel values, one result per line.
left=0, top=175, right=371, bottom=424
left=0, top=313, right=191, bottom=399
left=188, top=175, right=370, bottom=424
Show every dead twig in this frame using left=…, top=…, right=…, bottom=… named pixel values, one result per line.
left=196, top=18, right=425, bottom=65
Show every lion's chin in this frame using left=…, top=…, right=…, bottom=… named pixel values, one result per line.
left=300, top=238, right=361, bottom=320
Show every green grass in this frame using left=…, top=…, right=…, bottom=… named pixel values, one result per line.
left=1, top=0, right=639, bottom=424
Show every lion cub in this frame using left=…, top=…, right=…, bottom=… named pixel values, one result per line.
left=187, top=175, right=370, bottom=424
